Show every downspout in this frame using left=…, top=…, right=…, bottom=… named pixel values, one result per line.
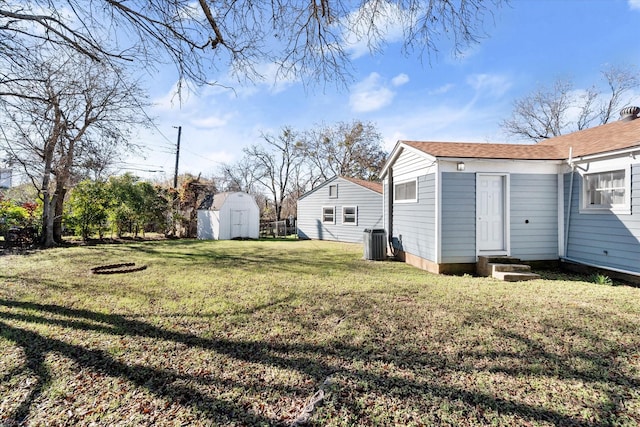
left=564, top=147, right=574, bottom=258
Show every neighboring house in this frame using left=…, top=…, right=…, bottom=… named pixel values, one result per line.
left=197, top=192, right=260, bottom=240
left=297, top=176, right=383, bottom=243
left=380, top=106, right=640, bottom=280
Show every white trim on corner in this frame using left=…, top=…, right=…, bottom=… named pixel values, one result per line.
left=435, top=164, right=441, bottom=264
left=557, top=172, right=565, bottom=257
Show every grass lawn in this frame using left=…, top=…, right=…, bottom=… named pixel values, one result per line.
left=1, top=239, right=639, bottom=426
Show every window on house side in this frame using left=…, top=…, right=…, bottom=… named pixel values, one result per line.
left=394, top=180, right=417, bottom=202
left=343, top=206, right=357, bottom=224
left=329, top=184, right=338, bottom=198
left=322, top=206, right=335, bottom=223
left=584, top=170, right=626, bottom=209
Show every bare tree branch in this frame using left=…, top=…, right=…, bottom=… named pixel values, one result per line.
left=1, top=0, right=504, bottom=88
left=501, top=64, right=640, bottom=143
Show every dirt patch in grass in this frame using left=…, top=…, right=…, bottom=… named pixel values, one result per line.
left=1, top=239, right=639, bottom=426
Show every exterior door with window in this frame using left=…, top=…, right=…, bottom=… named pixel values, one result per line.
left=477, top=174, right=506, bottom=253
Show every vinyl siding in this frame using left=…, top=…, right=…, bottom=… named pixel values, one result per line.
left=392, top=148, right=432, bottom=181
left=564, top=164, right=640, bottom=273
left=297, top=177, right=383, bottom=243
left=440, top=172, right=476, bottom=263
left=510, top=174, right=559, bottom=260
left=391, top=174, right=436, bottom=261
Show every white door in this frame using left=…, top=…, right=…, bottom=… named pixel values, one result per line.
left=231, top=210, right=248, bottom=238
left=477, top=175, right=506, bottom=252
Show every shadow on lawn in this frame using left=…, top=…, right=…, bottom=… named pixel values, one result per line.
left=107, top=240, right=368, bottom=277
left=1, top=297, right=638, bottom=426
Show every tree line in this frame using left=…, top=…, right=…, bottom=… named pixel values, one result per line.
left=1, top=0, right=500, bottom=247
left=218, top=121, right=387, bottom=222
left=3, top=1, right=636, bottom=247
left=1, top=173, right=216, bottom=242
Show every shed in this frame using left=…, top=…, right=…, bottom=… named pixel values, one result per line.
left=297, top=176, right=383, bottom=243
left=197, top=192, right=260, bottom=240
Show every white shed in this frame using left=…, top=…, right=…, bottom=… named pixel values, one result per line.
left=197, top=192, right=260, bottom=240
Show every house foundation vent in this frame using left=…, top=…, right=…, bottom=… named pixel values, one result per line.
left=619, top=106, right=640, bottom=121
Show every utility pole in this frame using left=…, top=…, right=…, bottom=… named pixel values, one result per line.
left=173, top=125, right=182, bottom=189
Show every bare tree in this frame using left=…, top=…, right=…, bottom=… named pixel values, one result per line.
left=243, top=127, right=304, bottom=221
left=0, top=52, right=151, bottom=246
left=1, top=0, right=503, bottom=88
left=301, top=120, right=387, bottom=182
left=502, top=64, right=640, bottom=143
left=217, top=157, right=260, bottom=193
left=598, top=65, right=640, bottom=124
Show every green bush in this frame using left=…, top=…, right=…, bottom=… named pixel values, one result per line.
left=0, top=196, right=29, bottom=235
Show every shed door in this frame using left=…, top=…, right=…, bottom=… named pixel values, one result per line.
left=477, top=174, right=506, bottom=252
left=231, top=210, right=248, bottom=238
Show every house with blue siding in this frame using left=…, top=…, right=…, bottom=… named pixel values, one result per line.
left=380, top=106, right=640, bottom=281
left=297, top=176, right=383, bottom=243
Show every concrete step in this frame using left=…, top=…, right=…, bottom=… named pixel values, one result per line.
left=481, top=256, right=523, bottom=264
left=477, top=255, right=523, bottom=276
left=490, top=263, right=532, bottom=274
left=493, top=271, right=541, bottom=282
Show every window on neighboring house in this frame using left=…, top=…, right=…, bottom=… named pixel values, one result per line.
left=343, top=206, right=357, bottom=225
left=583, top=169, right=628, bottom=211
left=394, top=179, right=417, bottom=202
left=322, top=206, right=335, bottom=223
left=329, top=184, right=338, bottom=198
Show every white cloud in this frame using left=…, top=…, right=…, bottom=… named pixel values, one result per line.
left=249, top=62, right=300, bottom=95
left=152, top=79, right=201, bottom=111
left=190, top=115, right=232, bottom=129
left=629, top=0, right=640, bottom=10
left=391, top=73, right=409, bottom=86
left=466, top=74, right=512, bottom=98
left=342, top=1, right=407, bottom=59
left=349, top=72, right=396, bottom=113
left=428, top=83, right=455, bottom=96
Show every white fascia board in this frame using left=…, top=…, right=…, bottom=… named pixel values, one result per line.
left=380, top=142, right=437, bottom=178
left=438, top=158, right=562, bottom=174
left=571, top=147, right=640, bottom=164
left=380, top=142, right=403, bottom=179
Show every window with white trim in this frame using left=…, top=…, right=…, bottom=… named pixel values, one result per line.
left=394, top=179, right=417, bottom=202
left=581, top=163, right=631, bottom=214
left=342, top=206, right=357, bottom=225
left=585, top=170, right=625, bottom=207
left=329, top=184, right=338, bottom=198
left=322, top=206, right=335, bottom=223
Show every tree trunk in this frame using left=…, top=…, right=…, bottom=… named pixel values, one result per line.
left=41, top=192, right=56, bottom=247
left=39, top=94, right=62, bottom=248
left=53, top=185, right=67, bottom=243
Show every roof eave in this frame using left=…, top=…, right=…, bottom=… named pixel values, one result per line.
left=380, top=141, right=438, bottom=178
left=571, top=146, right=640, bottom=163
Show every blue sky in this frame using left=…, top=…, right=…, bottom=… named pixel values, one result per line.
left=126, top=0, right=640, bottom=181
